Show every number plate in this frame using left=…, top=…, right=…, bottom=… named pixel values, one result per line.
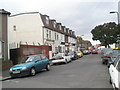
left=13, top=71, right=20, bottom=74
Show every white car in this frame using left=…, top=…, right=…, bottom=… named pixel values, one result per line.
left=109, top=54, right=120, bottom=90
left=51, top=53, right=71, bottom=64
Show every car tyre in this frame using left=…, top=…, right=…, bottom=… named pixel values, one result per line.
left=30, top=68, right=36, bottom=76
left=46, top=64, right=50, bottom=71
left=109, top=77, right=112, bottom=84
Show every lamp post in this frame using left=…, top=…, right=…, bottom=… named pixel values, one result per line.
left=110, top=11, right=120, bottom=49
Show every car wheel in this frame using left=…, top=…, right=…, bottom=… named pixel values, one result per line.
left=102, top=61, right=105, bottom=64
left=30, top=68, right=36, bottom=76
left=46, top=64, right=50, bottom=71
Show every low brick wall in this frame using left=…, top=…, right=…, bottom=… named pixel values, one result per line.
left=2, top=60, right=13, bottom=71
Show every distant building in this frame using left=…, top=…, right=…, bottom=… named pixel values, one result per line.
left=76, top=36, right=92, bottom=51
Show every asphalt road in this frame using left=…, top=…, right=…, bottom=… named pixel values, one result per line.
left=2, top=54, right=112, bottom=88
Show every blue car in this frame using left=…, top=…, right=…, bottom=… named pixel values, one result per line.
left=9, top=54, right=50, bottom=78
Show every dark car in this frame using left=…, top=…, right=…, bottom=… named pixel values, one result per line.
left=9, top=54, right=50, bottom=78
left=83, top=50, right=90, bottom=55
left=108, top=50, right=120, bottom=67
left=68, top=51, right=78, bottom=60
left=101, top=50, right=113, bottom=65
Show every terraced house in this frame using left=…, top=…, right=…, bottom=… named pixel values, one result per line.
left=9, top=12, right=77, bottom=58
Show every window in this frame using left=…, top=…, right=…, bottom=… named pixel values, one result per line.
left=41, top=55, right=46, bottom=60
left=35, top=56, right=41, bottom=60
left=57, top=34, right=59, bottom=40
left=114, top=56, right=120, bottom=67
left=45, top=16, right=49, bottom=25
left=53, top=21, right=56, bottom=28
left=49, top=31, right=51, bottom=39
left=64, top=28, right=66, bottom=32
left=46, top=30, right=49, bottom=39
left=59, top=25, right=62, bottom=30
left=117, top=61, right=120, bottom=72
left=55, top=33, right=56, bottom=40
left=13, top=25, right=16, bottom=31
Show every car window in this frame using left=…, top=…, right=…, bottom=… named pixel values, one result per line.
left=117, top=61, right=120, bottom=72
left=34, top=56, right=41, bottom=60
left=41, top=55, right=46, bottom=60
left=114, top=56, right=120, bottom=67
left=53, top=53, right=63, bottom=58
left=26, top=57, right=34, bottom=63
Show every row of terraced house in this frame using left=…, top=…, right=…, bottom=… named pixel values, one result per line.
left=0, top=9, right=78, bottom=69
left=9, top=12, right=77, bottom=58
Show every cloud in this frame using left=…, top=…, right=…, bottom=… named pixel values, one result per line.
left=0, top=0, right=119, bottom=45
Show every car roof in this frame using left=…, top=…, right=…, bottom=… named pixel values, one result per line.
left=26, top=54, right=43, bottom=57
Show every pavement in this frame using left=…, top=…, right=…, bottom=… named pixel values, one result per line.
left=0, top=69, right=11, bottom=81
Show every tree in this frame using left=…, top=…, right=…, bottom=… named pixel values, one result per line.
left=91, top=22, right=118, bottom=48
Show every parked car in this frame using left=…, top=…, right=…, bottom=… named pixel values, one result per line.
left=108, top=50, right=120, bottom=68
left=109, top=54, right=120, bottom=90
left=9, top=54, right=50, bottom=78
left=68, top=51, right=78, bottom=60
left=101, top=48, right=113, bottom=55
left=92, top=49, right=98, bottom=54
left=101, top=50, right=113, bottom=65
left=51, top=53, right=71, bottom=65
left=83, top=50, right=90, bottom=55
left=76, top=51, right=83, bottom=58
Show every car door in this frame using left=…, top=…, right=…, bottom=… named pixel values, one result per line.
left=64, top=53, right=70, bottom=62
left=34, top=55, right=43, bottom=71
left=40, top=55, right=48, bottom=69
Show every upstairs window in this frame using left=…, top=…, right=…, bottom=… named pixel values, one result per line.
left=53, top=21, right=56, bottom=28
left=13, top=25, right=16, bottom=31
left=45, top=16, right=49, bottom=25
left=46, top=30, right=49, bottom=39
left=49, top=31, right=51, bottom=39
left=57, top=34, right=59, bottom=40
left=64, top=28, right=66, bottom=32
left=55, top=33, right=57, bottom=40
left=59, top=25, right=62, bottom=30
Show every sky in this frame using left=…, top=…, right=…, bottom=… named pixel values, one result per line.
left=0, top=0, right=119, bottom=45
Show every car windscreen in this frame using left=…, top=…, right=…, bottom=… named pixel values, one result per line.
left=53, top=53, right=63, bottom=58
left=117, top=61, right=120, bottom=72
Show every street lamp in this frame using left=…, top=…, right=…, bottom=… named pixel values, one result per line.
left=110, top=11, right=120, bottom=49
left=110, top=11, right=119, bottom=24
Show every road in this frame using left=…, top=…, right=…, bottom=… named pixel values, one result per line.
left=2, top=54, right=112, bottom=88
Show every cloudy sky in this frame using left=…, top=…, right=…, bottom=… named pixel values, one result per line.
left=0, top=0, right=119, bottom=45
